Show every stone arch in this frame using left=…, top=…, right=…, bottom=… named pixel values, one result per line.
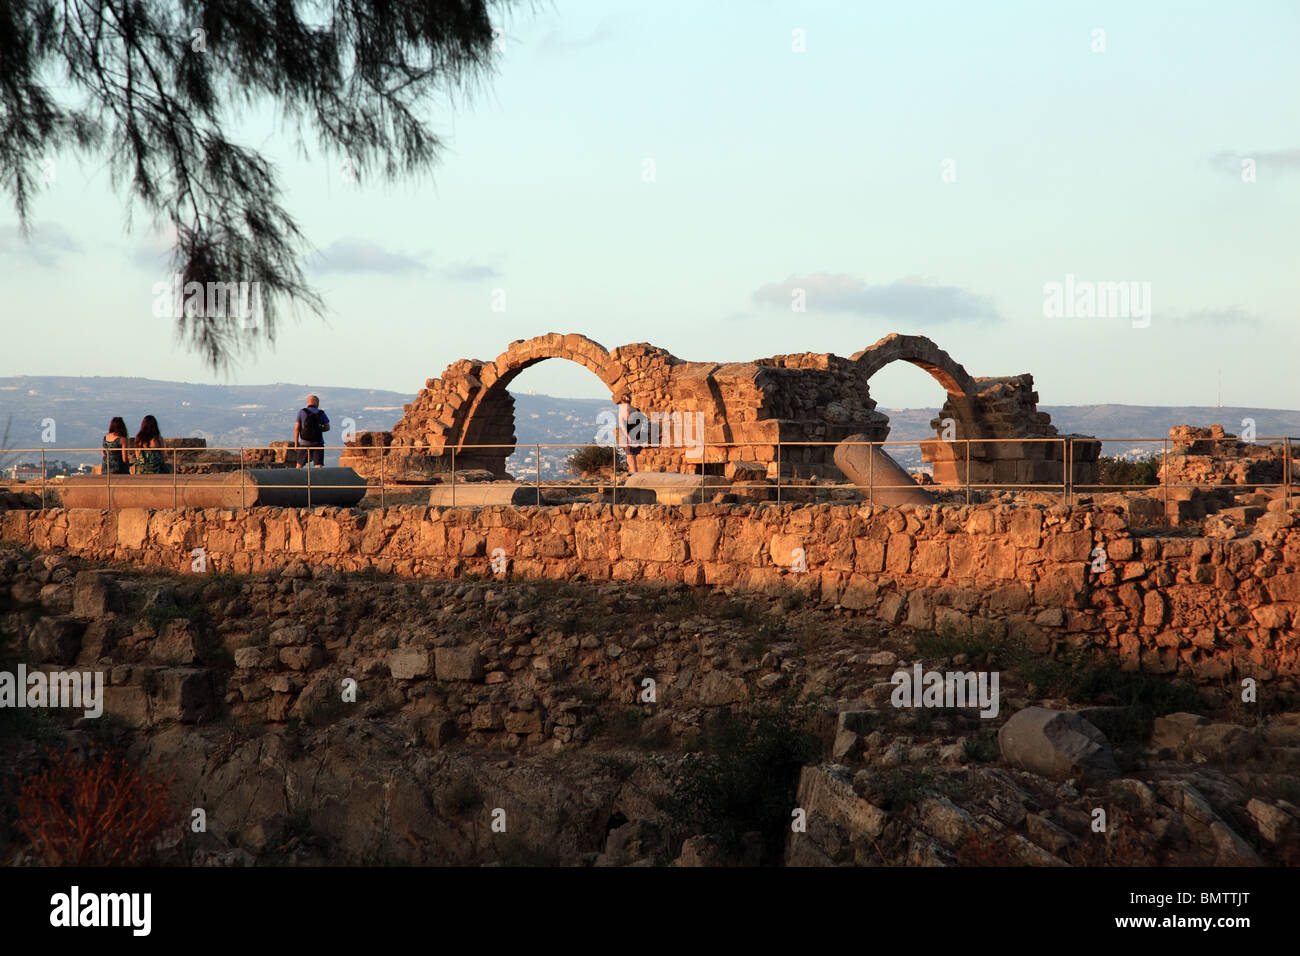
left=454, top=333, right=624, bottom=470
left=362, top=329, right=1095, bottom=487
left=850, top=333, right=987, bottom=439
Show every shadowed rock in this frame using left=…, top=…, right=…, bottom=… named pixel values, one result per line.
left=998, top=706, right=1119, bottom=782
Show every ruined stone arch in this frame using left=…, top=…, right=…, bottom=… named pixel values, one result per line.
left=454, top=333, right=625, bottom=469
left=851, top=333, right=988, bottom=440
left=358, top=329, right=1096, bottom=486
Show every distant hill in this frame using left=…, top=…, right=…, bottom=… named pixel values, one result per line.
left=0, top=376, right=412, bottom=464
left=2, top=375, right=1296, bottom=474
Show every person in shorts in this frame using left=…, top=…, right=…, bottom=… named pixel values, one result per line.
left=617, top=391, right=644, bottom=474
left=294, top=395, right=330, bottom=468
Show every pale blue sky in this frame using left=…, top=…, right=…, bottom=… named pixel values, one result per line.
left=2, top=0, right=1297, bottom=411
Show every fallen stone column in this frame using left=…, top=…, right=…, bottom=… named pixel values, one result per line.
left=58, top=468, right=367, bottom=509
left=428, top=483, right=540, bottom=507
left=833, top=435, right=935, bottom=506
left=622, top=472, right=731, bottom=505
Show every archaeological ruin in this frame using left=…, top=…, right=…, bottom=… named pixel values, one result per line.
left=341, top=332, right=1102, bottom=487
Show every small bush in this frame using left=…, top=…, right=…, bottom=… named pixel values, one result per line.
left=664, top=693, right=821, bottom=863
left=913, top=623, right=1012, bottom=663
left=868, top=767, right=966, bottom=810
left=1014, top=647, right=1200, bottom=748
left=962, top=734, right=999, bottom=763
left=1096, top=456, right=1161, bottom=487
left=720, top=599, right=763, bottom=626
left=780, top=590, right=807, bottom=613
left=17, top=748, right=180, bottom=865
left=566, top=445, right=626, bottom=476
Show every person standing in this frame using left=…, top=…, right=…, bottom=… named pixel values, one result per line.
left=294, top=395, right=330, bottom=468
left=617, top=391, right=643, bottom=474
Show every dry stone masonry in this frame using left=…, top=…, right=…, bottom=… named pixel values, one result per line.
left=4, top=499, right=1296, bottom=680
left=341, top=332, right=1100, bottom=486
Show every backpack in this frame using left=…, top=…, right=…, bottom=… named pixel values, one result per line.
left=299, top=408, right=325, bottom=444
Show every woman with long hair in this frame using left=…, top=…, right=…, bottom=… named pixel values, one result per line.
left=102, top=417, right=130, bottom=475
left=131, top=415, right=170, bottom=474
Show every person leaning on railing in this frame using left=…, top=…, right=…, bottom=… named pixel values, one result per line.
left=102, top=417, right=131, bottom=475
left=130, top=415, right=170, bottom=474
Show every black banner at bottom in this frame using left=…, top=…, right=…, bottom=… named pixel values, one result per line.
left=0, top=865, right=1291, bottom=943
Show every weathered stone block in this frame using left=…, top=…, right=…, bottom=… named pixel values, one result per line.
left=435, top=646, right=484, bottom=681
left=389, top=648, right=430, bottom=679
left=29, top=616, right=85, bottom=665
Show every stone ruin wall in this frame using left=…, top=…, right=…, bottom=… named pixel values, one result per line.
left=4, top=500, right=1297, bottom=681
left=1161, top=426, right=1297, bottom=488
left=341, top=332, right=1100, bottom=486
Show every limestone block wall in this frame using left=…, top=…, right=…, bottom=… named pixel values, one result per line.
left=922, top=375, right=1100, bottom=487
left=1159, top=426, right=1297, bottom=487
left=3, top=502, right=1296, bottom=679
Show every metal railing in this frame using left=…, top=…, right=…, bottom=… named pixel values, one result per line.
left=0, top=435, right=1295, bottom=512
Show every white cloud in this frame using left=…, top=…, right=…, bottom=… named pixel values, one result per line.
left=0, top=222, right=82, bottom=267
left=752, top=272, right=1001, bottom=323
left=312, top=239, right=428, bottom=274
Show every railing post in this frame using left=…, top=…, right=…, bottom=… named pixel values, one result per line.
left=964, top=439, right=971, bottom=505
left=451, top=447, right=456, bottom=508
left=776, top=440, right=782, bottom=504
left=1066, top=438, right=1072, bottom=505
left=240, top=447, right=246, bottom=509
left=172, top=448, right=178, bottom=508
left=40, top=448, right=46, bottom=510
left=307, top=458, right=312, bottom=509
left=105, top=446, right=112, bottom=508
left=379, top=447, right=385, bottom=508
left=1285, top=436, right=1292, bottom=511
left=1163, top=437, right=1170, bottom=521
left=702, top=438, right=709, bottom=499
left=868, top=438, right=874, bottom=505
left=535, top=444, right=542, bottom=506
left=612, top=443, right=617, bottom=506
left=1060, top=438, right=1066, bottom=500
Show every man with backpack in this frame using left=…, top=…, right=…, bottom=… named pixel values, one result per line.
left=294, top=395, right=331, bottom=468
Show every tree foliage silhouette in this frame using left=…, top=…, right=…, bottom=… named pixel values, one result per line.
left=0, top=0, right=504, bottom=370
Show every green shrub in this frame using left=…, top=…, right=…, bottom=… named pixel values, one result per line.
left=663, top=693, right=821, bottom=863
left=1096, top=455, right=1161, bottom=487
left=913, top=622, right=1012, bottom=663
left=962, top=733, right=999, bottom=763
left=565, top=445, right=626, bottom=476
left=1017, top=649, right=1200, bottom=749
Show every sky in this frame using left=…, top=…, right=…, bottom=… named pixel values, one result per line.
left=1, top=0, right=1297, bottom=413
